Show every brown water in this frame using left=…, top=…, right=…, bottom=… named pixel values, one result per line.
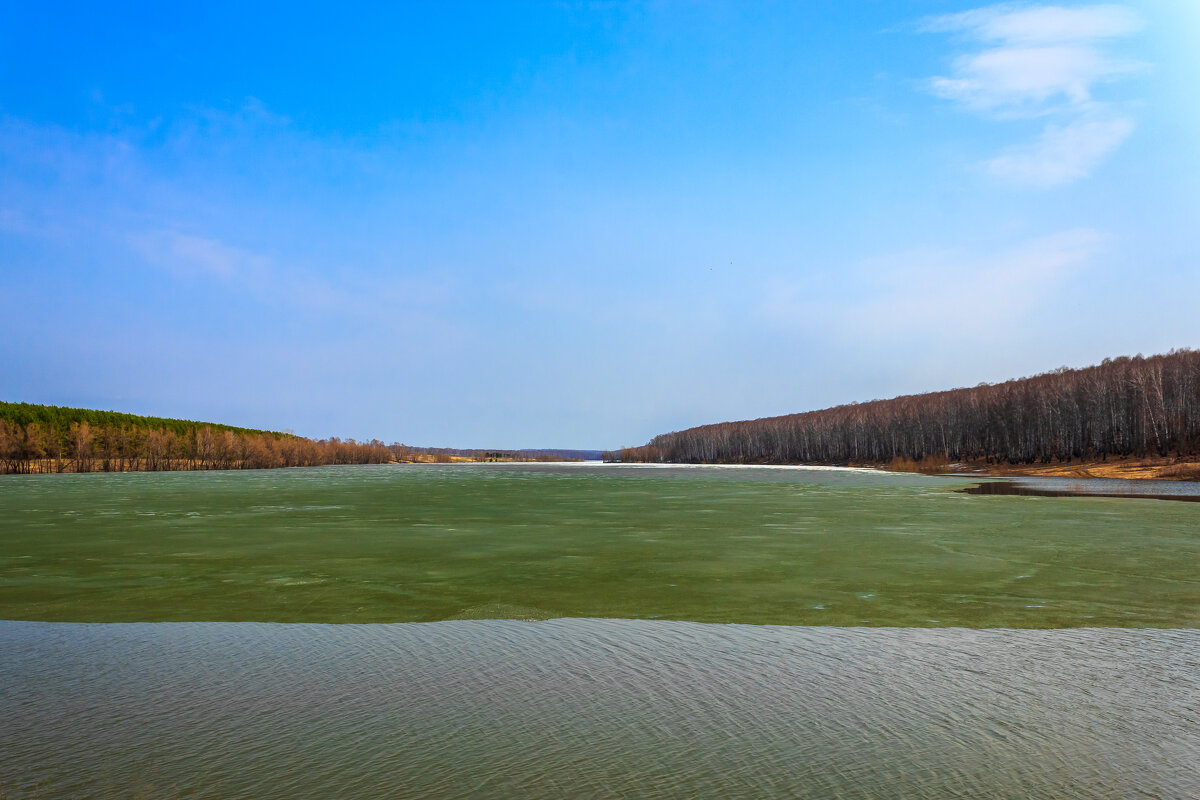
left=2, top=620, right=1197, bottom=799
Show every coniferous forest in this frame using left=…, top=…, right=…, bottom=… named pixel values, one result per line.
left=609, top=349, right=1200, bottom=468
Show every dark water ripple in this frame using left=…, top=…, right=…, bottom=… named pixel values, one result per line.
left=2, top=620, right=1198, bottom=799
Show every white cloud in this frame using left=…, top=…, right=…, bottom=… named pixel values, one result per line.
left=862, top=228, right=1107, bottom=330
left=764, top=228, right=1108, bottom=335
left=922, top=3, right=1143, bottom=186
left=128, top=230, right=270, bottom=280
left=923, top=4, right=1142, bottom=47
left=930, top=44, right=1140, bottom=114
left=985, top=114, right=1133, bottom=186
left=124, top=227, right=466, bottom=333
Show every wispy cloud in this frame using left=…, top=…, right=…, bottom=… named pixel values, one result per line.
left=984, top=114, right=1133, bottom=186
left=929, top=42, right=1139, bottom=115
left=764, top=228, right=1108, bottom=336
left=923, top=3, right=1141, bottom=46
left=128, top=230, right=270, bottom=281
left=857, top=228, right=1107, bottom=326
left=1, top=110, right=478, bottom=347
left=922, top=3, right=1143, bottom=186
left=122, top=225, right=473, bottom=343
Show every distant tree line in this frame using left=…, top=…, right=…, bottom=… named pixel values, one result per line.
left=388, top=445, right=591, bottom=463
left=0, top=403, right=592, bottom=474
left=607, top=349, right=1200, bottom=467
left=0, top=403, right=392, bottom=474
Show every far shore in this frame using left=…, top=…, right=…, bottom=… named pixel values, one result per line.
left=605, top=456, right=1200, bottom=482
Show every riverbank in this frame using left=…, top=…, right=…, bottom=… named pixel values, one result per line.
left=915, top=455, right=1200, bottom=481
left=838, top=452, right=1200, bottom=481
left=611, top=454, right=1200, bottom=481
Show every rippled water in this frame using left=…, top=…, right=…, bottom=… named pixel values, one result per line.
left=2, top=620, right=1198, bottom=799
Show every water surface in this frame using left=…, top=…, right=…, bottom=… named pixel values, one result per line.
left=4, top=465, right=1198, bottom=798
left=1, top=619, right=1196, bottom=799
left=2, top=463, right=1198, bottom=627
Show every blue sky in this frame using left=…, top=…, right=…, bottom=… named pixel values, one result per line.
left=2, top=2, right=1197, bottom=448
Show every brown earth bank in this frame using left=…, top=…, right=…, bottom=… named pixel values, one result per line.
left=6, top=452, right=584, bottom=474
left=863, top=454, right=1200, bottom=481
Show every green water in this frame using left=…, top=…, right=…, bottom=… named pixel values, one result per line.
left=1, top=463, right=1197, bottom=627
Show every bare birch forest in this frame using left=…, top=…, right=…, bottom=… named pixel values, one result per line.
left=609, top=350, right=1200, bottom=467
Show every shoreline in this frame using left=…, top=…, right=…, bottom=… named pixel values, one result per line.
left=926, top=456, right=1200, bottom=482
left=606, top=457, right=1200, bottom=482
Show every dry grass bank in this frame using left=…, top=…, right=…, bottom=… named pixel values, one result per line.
left=866, top=454, right=1200, bottom=481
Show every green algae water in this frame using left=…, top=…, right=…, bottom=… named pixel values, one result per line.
left=3, top=464, right=1200, bottom=798
left=1, top=463, right=1197, bottom=627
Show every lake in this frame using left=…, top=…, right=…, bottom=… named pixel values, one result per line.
left=2, top=463, right=1198, bottom=627
left=2, top=464, right=1198, bottom=798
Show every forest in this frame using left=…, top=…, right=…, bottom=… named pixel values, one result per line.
left=607, top=349, right=1200, bottom=468
left=0, top=403, right=594, bottom=474
left=0, top=402, right=392, bottom=474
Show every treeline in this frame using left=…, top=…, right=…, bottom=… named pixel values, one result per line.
left=405, top=446, right=600, bottom=462
left=0, top=402, right=593, bottom=474
left=389, top=445, right=594, bottom=463
left=0, top=402, right=271, bottom=438
left=0, top=403, right=392, bottom=474
left=608, top=349, right=1200, bottom=467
